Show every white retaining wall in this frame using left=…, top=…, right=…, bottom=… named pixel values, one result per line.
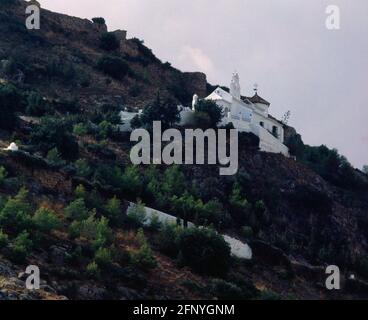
left=127, top=202, right=252, bottom=260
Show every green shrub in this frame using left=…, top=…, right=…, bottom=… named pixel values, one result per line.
left=74, top=184, right=87, bottom=200
left=0, top=166, right=7, bottom=186
left=210, top=279, right=243, bottom=300
left=64, top=198, right=89, bottom=221
left=73, top=123, right=89, bottom=136
left=86, top=261, right=100, bottom=278
left=148, top=214, right=161, bottom=231
left=46, top=148, right=66, bottom=167
left=194, top=99, right=224, bottom=128
left=10, top=231, right=33, bottom=263
left=0, top=187, right=32, bottom=233
left=121, top=166, right=143, bottom=198
left=130, top=230, right=157, bottom=271
left=126, top=201, right=147, bottom=227
left=177, top=227, right=231, bottom=277
left=229, top=182, right=252, bottom=223
left=70, top=214, right=112, bottom=250
left=104, top=196, right=121, bottom=221
left=188, top=111, right=211, bottom=129
left=99, top=32, right=120, bottom=51
left=94, top=247, right=113, bottom=268
left=0, top=195, right=6, bottom=211
left=30, top=117, right=79, bottom=161
left=98, top=120, right=115, bottom=139
left=169, top=192, right=200, bottom=225
left=32, top=207, right=60, bottom=234
left=156, top=223, right=181, bottom=257
left=0, top=229, right=9, bottom=249
left=199, top=199, right=228, bottom=228
left=86, top=188, right=104, bottom=212
left=137, top=93, right=180, bottom=130
left=96, top=55, right=130, bottom=80
left=75, top=159, right=92, bottom=178
left=93, top=165, right=125, bottom=189
left=26, top=92, right=50, bottom=116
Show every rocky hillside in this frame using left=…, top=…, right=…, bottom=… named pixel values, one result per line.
left=0, top=0, right=208, bottom=110
left=0, top=0, right=367, bottom=300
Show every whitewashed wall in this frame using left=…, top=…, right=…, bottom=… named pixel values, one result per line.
left=127, top=202, right=252, bottom=260
left=250, top=123, right=289, bottom=156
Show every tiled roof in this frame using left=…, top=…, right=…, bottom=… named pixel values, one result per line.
left=248, top=93, right=270, bottom=106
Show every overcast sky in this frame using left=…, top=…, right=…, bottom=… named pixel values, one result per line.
left=37, top=0, right=368, bottom=169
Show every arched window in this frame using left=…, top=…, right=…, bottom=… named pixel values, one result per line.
left=272, top=126, right=278, bottom=138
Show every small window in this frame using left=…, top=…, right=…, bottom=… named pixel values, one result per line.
left=260, top=122, right=264, bottom=127
left=272, top=126, right=278, bottom=137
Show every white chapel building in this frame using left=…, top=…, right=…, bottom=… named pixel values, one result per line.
left=198, top=72, right=289, bottom=156
left=121, top=72, right=289, bottom=157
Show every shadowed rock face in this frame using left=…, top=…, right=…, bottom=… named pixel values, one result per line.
left=183, top=72, right=208, bottom=98
left=1, top=0, right=209, bottom=110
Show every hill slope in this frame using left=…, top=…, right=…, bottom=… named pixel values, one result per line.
left=0, top=1, right=367, bottom=300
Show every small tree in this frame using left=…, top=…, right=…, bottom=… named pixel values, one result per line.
left=98, top=120, right=115, bottom=139
left=194, top=99, right=224, bottom=128
left=75, top=159, right=92, bottom=178
left=86, top=261, right=100, bottom=278
left=32, top=207, right=60, bottom=234
left=104, top=196, right=121, bottom=221
left=138, top=92, right=181, bottom=130
left=73, top=123, right=89, bottom=136
left=30, top=117, right=79, bottom=161
left=0, top=229, right=9, bottom=249
left=10, top=231, right=33, bottom=263
left=26, top=92, right=49, bottom=116
left=0, top=166, right=7, bottom=186
left=96, top=55, right=130, bottom=80
left=64, top=198, right=89, bottom=221
left=130, top=229, right=157, bottom=271
left=74, top=184, right=87, bottom=200
left=94, top=247, right=113, bottom=268
left=126, top=200, right=147, bottom=227
left=229, top=182, right=251, bottom=223
left=0, top=187, right=32, bottom=233
left=177, top=227, right=231, bottom=277
left=46, top=148, right=66, bottom=166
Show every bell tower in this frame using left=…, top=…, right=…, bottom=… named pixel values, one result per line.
left=230, top=72, right=241, bottom=100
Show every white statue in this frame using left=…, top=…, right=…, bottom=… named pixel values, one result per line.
left=230, top=72, right=241, bottom=99
left=192, top=94, right=199, bottom=111
left=4, top=142, right=19, bottom=152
